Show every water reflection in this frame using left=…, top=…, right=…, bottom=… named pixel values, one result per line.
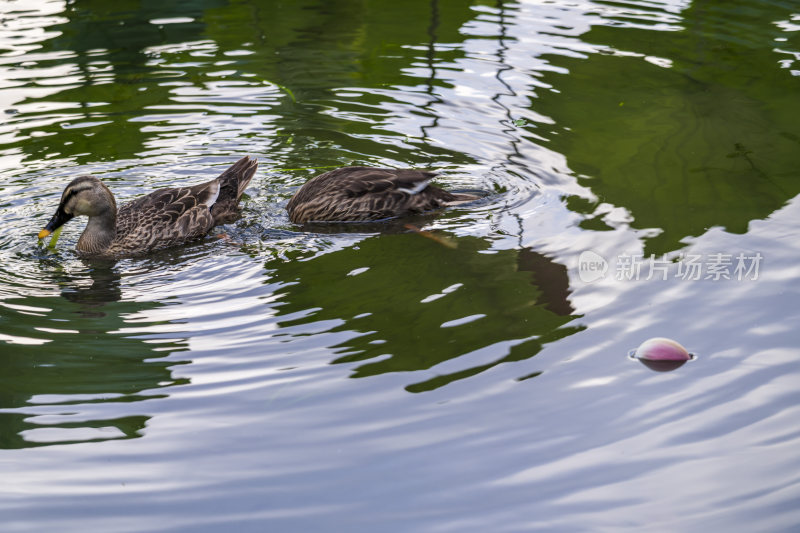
left=56, top=259, right=121, bottom=314
left=537, top=0, right=800, bottom=254
left=0, top=0, right=798, bottom=530
left=0, top=263, right=187, bottom=448
left=267, top=231, right=584, bottom=392
left=5, top=0, right=213, bottom=165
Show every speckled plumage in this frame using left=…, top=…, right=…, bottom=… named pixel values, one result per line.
left=286, top=166, right=478, bottom=223
left=40, top=156, right=257, bottom=257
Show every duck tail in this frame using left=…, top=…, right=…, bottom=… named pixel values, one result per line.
left=211, top=156, right=258, bottom=224
left=222, top=155, right=258, bottom=201
left=427, top=185, right=482, bottom=206
left=443, top=191, right=481, bottom=205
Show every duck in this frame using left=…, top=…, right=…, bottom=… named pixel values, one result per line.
left=38, top=156, right=258, bottom=257
left=286, top=166, right=479, bottom=223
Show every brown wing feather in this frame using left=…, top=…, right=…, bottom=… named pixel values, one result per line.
left=286, top=166, right=466, bottom=223
left=107, top=158, right=257, bottom=254
left=337, top=168, right=436, bottom=197
left=109, top=182, right=218, bottom=254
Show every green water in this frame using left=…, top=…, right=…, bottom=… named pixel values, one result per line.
left=1, top=1, right=799, bottom=531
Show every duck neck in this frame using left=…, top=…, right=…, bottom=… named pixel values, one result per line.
left=77, top=209, right=116, bottom=255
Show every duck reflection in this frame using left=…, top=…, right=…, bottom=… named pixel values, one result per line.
left=267, top=232, right=583, bottom=392
left=58, top=259, right=122, bottom=317
left=0, top=262, right=188, bottom=449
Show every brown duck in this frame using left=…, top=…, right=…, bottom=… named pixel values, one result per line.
left=38, top=156, right=257, bottom=257
left=286, top=166, right=479, bottom=223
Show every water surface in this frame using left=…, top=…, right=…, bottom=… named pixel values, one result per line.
left=1, top=1, right=799, bottom=531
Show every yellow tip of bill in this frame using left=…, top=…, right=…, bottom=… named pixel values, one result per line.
left=38, top=226, right=62, bottom=248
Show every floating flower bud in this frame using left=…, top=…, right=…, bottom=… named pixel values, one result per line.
left=629, top=337, right=693, bottom=372
left=636, top=337, right=690, bottom=361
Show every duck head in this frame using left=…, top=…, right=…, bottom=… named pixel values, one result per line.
left=39, top=176, right=116, bottom=239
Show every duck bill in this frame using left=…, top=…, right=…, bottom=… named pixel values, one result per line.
left=38, top=206, right=73, bottom=239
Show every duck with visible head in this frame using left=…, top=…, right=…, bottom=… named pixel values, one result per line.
left=286, top=166, right=480, bottom=223
left=38, top=156, right=257, bottom=257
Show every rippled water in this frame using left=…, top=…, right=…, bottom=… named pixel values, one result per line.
left=2, top=1, right=799, bottom=531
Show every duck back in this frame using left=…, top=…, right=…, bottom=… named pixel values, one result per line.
left=287, top=166, right=477, bottom=223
